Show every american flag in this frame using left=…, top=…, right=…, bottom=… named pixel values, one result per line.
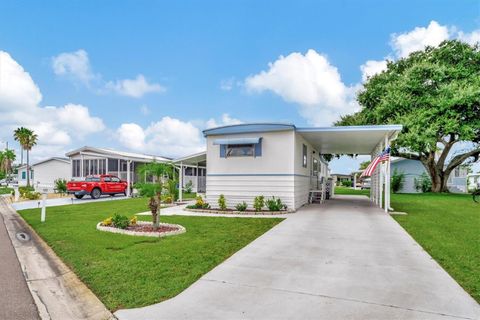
left=361, top=146, right=390, bottom=178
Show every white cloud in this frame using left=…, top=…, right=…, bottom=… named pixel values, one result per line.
left=52, top=49, right=95, bottom=84
left=457, top=30, right=480, bottom=46
left=116, top=123, right=146, bottom=151
left=206, top=113, right=243, bottom=129
left=360, top=59, right=388, bottom=82
left=52, top=50, right=165, bottom=98
left=106, top=74, right=165, bottom=98
left=361, top=22, right=479, bottom=82
left=390, top=21, right=450, bottom=58
left=116, top=117, right=204, bottom=158
left=220, top=77, right=235, bottom=91
left=0, top=50, right=104, bottom=161
left=245, top=49, right=359, bottom=126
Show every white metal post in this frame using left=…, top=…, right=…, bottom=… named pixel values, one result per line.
left=384, top=134, right=390, bottom=212
left=196, top=164, right=199, bottom=194
left=41, top=189, right=47, bottom=222
left=179, top=162, right=183, bottom=201
left=126, top=160, right=131, bottom=197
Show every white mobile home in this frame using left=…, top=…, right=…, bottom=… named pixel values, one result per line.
left=18, top=157, right=71, bottom=190
left=192, top=123, right=402, bottom=211
left=65, top=146, right=170, bottom=184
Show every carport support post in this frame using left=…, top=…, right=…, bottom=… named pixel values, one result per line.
left=179, top=162, right=183, bottom=202
left=384, top=135, right=390, bottom=212
left=127, top=160, right=131, bottom=197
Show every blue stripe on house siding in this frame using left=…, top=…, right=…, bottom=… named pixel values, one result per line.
left=207, top=173, right=311, bottom=178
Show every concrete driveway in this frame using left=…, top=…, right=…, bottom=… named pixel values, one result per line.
left=116, top=195, right=480, bottom=320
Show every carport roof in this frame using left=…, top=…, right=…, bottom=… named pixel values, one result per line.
left=203, top=123, right=402, bottom=155
left=297, top=125, right=402, bottom=155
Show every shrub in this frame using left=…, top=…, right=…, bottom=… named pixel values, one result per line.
left=102, top=217, right=113, bottom=226
left=166, top=179, right=179, bottom=201
left=218, top=194, right=227, bottom=210
left=185, top=180, right=193, bottom=194
left=19, top=186, right=34, bottom=197
left=54, top=178, right=67, bottom=194
left=414, top=172, right=432, bottom=193
left=24, top=191, right=41, bottom=200
left=253, top=195, right=264, bottom=212
left=391, top=169, right=405, bottom=193
left=134, top=183, right=161, bottom=197
left=341, top=180, right=352, bottom=187
left=186, top=196, right=211, bottom=209
left=265, top=197, right=285, bottom=211
left=162, top=195, right=173, bottom=204
left=235, top=202, right=248, bottom=211
left=130, top=216, right=137, bottom=226
left=112, top=214, right=130, bottom=229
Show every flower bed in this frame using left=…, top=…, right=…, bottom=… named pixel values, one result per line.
left=97, top=221, right=186, bottom=237
left=184, top=208, right=292, bottom=215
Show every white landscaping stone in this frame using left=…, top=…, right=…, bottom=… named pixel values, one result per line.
left=96, top=221, right=186, bottom=238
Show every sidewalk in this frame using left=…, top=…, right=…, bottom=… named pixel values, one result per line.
left=0, top=202, right=39, bottom=320
left=0, top=198, right=114, bottom=320
left=11, top=194, right=128, bottom=211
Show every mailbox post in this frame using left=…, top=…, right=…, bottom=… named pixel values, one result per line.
left=41, top=188, right=48, bottom=222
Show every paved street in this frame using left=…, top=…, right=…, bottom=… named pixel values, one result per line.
left=0, top=204, right=39, bottom=320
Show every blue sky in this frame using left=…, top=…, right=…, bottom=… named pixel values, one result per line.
left=0, top=0, right=479, bottom=173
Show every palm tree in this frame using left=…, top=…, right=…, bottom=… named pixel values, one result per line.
left=0, top=151, right=5, bottom=178
left=2, top=149, right=16, bottom=181
left=13, top=127, right=30, bottom=165
left=13, top=128, right=37, bottom=186
left=137, top=162, right=174, bottom=183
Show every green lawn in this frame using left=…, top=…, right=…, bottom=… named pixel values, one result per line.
left=0, top=187, right=13, bottom=195
left=19, top=198, right=282, bottom=311
left=334, top=186, right=370, bottom=196
left=391, top=192, right=480, bottom=302
left=182, top=192, right=197, bottom=199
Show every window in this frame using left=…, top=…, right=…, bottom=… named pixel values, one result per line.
left=22, top=171, right=26, bottom=179
left=312, top=158, right=319, bottom=176
left=72, top=159, right=81, bottom=177
left=85, top=176, right=101, bottom=182
left=108, top=158, right=119, bottom=172
left=83, top=159, right=89, bottom=176
left=302, top=144, right=307, bottom=168
left=111, top=177, right=120, bottom=182
left=99, top=159, right=106, bottom=175
left=226, top=144, right=255, bottom=157
left=103, top=176, right=111, bottom=182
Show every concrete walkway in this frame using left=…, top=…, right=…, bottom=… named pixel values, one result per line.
left=11, top=194, right=128, bottom=211
left=116, top=195, right=480, bottom=320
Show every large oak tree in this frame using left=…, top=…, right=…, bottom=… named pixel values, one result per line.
left=337, top=40, right=480, bottom=192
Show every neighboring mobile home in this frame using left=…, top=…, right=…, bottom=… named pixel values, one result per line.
left=65, top=146, right=170, bottom=184
left=18, top=157, right=71, bottom=190
left=196, top=123, right=402, bottom=210
left=391, top=158, right=469, bottom=193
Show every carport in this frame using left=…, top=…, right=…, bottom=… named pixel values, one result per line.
left=297, top=125, right=402, bottom=212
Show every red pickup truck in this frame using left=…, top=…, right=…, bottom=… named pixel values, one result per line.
left=67, top=175, right=128, bottom=199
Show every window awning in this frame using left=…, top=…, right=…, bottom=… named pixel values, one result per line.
left=213, top=137, right=262, bottom=145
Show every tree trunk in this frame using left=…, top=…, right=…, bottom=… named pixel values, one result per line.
left=423, top=160, right=450, bottom=193
left=21, top=148, right=24, bottom=165
left=26, top=149, right=30, bottom=187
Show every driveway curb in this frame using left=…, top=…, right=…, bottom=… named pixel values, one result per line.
left=0, top=198, right=115, bottom=320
